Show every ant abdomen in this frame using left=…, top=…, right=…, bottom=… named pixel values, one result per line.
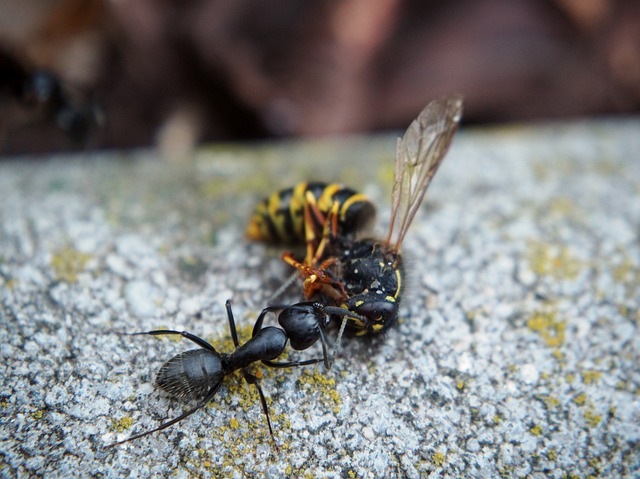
left=156, top=350, right=223, bottom=399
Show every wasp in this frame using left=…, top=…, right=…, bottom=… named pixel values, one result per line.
left=247, top=95, right=463, bottom=336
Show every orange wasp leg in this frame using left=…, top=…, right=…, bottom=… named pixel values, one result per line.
left=282, top=252, right=347, bottom=301
left=302, top=190, right=329, bottom=265
left=311, top=201, right=341, bottom=265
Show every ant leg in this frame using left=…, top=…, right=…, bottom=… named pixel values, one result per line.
left=318, top=326, right=331, bottom=369
left=251, top=305, right=292, bottom=338
left=319, top=306, right=370, bottom=367
left=106, top=380, right=223, bottom=448
left=225, top=300, right=240, bottom=347
left=321, top=306, right=371, bottom=331
left=261, top=326, right=330, bottom=369
left=130, top=330, right=216, bottom=352
left=330, top=315, right=350, bottom=368
left=242, top=370, right=279, bottom=451
left=262, top=357, right=325, bottom=368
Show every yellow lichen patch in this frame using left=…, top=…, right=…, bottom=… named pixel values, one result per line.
left=530, top=425, right=542, bottom=436
left=551, top=349, right=565, bottom=365
left=531, top=160, right=549, bottom=181
left=456, top=380, right=465, bottom=390
left=229, top=418, right=239, bottom=429
left=111, top=416, right=134, bottom=432
left=585, top=410, right=602, bottom=427
left=432, top=452, right=445, bottom=467
left=547, top=449, right=558, bottom=461
left=527, top=311, right=565, bottom=347
left=500, top=466, right=515, bottom=477
left=543, top=395, right=560, bottom=408
left=574, top=393, right=587, bottom=405
left=30, top=409, right=44, bottom=420
left=527, top=242, right=582, bottom=280
left=51, top=246, right=92, bottom=283
left=582, top=370, right=602, bottom=385
left=612, top=258, right=634, bottom=282
left=547, top=197, right=576, bottom=217
left=297, top=369, right=341, bottom=414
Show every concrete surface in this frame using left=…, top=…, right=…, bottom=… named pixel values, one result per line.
left=1, top=118, right=639, bottom=478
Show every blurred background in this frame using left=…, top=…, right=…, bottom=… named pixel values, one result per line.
left=1, top=0, right=639, bottom=156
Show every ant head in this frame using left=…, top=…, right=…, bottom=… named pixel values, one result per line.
left=278, top=304, right=324, bottom=351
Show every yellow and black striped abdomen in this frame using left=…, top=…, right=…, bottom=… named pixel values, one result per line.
left=246, top=182, right=375, bottom=245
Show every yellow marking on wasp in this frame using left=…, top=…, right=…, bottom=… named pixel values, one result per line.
left=394, top=269, right=402, bottom=298
left=318, top=184, right=343, bottom=212
left=255, top=189, right=283, bottom=240
left=303, top=192, right=318, bottom=242
left=385, top=295, right=396, bottom=302
left=339, top=193, right=369, bottom=221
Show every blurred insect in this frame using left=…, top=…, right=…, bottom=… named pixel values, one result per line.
left=0, top=48, right=104, bottom=145
left=108, top=300, right=364, bottom=447
left=248, top=95, right=463, bottom=335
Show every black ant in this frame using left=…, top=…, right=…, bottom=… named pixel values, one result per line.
left=1, top=48, right=104, bottom=145
left=108, top=300, right=363, bottom=447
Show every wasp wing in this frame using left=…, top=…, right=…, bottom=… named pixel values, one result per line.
left=386, top=95, right=463, bottom=250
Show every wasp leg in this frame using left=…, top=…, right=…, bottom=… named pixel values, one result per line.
left=312, top=200, right=340, bottom=265
left=302, top=190, right=327, bottom=265
left=282, top=252, right=346, bottom=301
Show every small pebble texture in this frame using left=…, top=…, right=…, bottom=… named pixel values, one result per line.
left=1, top=119, right=639, bottom=478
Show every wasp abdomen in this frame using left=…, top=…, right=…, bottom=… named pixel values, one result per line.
left=246, top=182, right=375, bottom=245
